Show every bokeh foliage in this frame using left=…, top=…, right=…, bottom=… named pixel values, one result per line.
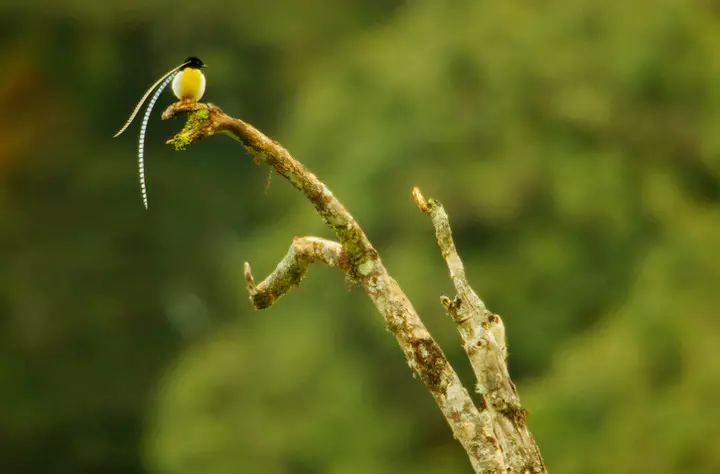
left=2, top=0, right=720, bottom=472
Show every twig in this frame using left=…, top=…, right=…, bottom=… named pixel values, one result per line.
left=244, top=236, right=346, bottom=309
left=162, top=101, right=545, bottom=473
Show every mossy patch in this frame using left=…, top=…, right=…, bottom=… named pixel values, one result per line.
left=170, top=108, right=211, bottom=151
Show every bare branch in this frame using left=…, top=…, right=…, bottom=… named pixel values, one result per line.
left=244, top=237, right=346, bottom=309
left=414, top=187, right=546, bottom=474
left=163, top=101, right=544, bottom=473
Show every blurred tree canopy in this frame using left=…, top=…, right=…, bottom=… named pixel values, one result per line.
left=2, top=0, right=720, bottom=473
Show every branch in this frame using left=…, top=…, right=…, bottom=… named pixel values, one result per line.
left=244, top=236, right=346, bottom=309
left=162, top=101, right=545, bottom=473
left=162, top=102, right=372, bottom=281
left=413, top=188, right=546, bottom=473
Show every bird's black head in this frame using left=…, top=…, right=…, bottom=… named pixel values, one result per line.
left=182, top=57, right=206, bottom=69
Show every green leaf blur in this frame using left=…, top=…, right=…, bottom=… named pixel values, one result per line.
left=2, top=0, right=719, bottom=472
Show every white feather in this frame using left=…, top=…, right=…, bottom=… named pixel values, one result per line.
left=138, top=71, right=178, bottom=209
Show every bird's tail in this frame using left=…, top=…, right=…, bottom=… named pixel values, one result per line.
left=137, top=71, right=178, bottom=209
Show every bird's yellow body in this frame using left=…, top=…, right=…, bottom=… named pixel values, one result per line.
left=172, top=67, right=206, bottom=102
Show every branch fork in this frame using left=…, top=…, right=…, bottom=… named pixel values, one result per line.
left=162, top=102, right=546, bottom=474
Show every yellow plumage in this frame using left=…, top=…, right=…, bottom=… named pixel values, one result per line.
left=172, top=68, right=206, bottom=102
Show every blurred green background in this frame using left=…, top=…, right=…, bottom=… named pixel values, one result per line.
left=3, top=0, right=720, bottom=472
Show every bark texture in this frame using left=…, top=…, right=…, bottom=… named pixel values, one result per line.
left=162, top=101, right=546, bottom=474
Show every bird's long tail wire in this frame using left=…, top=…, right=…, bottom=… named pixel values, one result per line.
left=138, top=71, right=178, bottom=210
left=113, top=60, right=189, bottom=138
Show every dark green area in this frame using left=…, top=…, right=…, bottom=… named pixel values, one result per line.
left=2, top=0, right=719, bottom=472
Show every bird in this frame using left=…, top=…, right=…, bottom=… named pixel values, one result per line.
left=114, top=57, right=207, bottom=209
left=172, top=56, right=207, bottom=103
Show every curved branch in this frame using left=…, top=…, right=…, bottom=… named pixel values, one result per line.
left=163, top=101, right=373, bottom=280
left=244, top=236, right=346, bottom=309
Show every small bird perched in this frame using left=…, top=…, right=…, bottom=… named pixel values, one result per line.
left=114, top=56, right=207, bottom=209
left=172, top=57, right=207, bottom=102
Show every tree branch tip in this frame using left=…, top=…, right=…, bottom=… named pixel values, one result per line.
left=412, top=187, right=430, bottom=213
left=163, top=103, right=219, bottom=150
left=244, top=262, right=256, bottom=290
left=161, top=100, right=208, bottom=120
